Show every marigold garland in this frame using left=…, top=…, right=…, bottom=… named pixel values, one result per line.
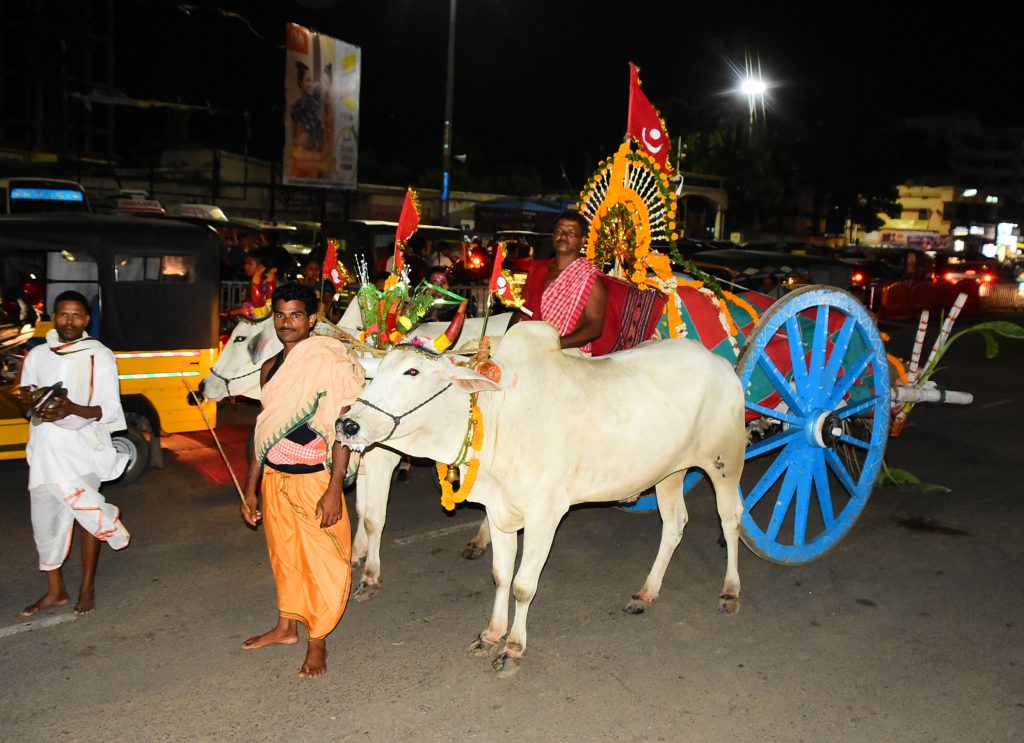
left=722, top=290, right=761, bottom=327
left=437, top=400, right=484, bottom=511
left=437, top=458, right=481, bottom=511
left=887, top=353, right=909, bottom=385
left=469, top=405, right=484, bottom=450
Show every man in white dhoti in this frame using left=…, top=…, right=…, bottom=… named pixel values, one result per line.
left=18, top=290, right=131, bottom=616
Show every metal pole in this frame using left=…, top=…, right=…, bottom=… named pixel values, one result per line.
left=441, top=0, right=457, bottom=225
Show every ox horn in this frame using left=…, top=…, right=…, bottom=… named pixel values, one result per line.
left=250, top=267, right=278, bottom=319
left=432, top=300, right=468, bottom=352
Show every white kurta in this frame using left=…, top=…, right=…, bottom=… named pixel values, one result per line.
left=20, top=335, right=128, bottom=489
left=21, top=333, right=131, bottom=569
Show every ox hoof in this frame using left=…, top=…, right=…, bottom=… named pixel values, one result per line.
left=623, top=595, right=651, bottom=615
left=461, top=545, right=487, bottom=561
left=718, top=593, right=741, bottom=615
left=492, top=653, right=521, bottom=678
left=353, top=582, right=381, bottom=603
left=468, top=634, right=499, bottom=659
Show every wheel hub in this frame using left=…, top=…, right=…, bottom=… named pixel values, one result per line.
left=810, top=411, right=844, bottom=448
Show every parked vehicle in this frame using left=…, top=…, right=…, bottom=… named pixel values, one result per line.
left=840, top=246, right=1015, bottom=318
left=743, top=240, right=835, bottom=257
left=233, top=219, right=317, bottom=259
left=168, top=203, right=229, bottom=221
left=933, top=253, right=1000, bottom=284
left=493, top=230, right=551, bottom=270
left=688, top=248, right=855, bottom=298
left=0, top=178, right=90, bottom=215
left=0, top=214, right=221, bottom=484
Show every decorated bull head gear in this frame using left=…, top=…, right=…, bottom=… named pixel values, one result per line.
left=249, top=266, right=278, bottom=319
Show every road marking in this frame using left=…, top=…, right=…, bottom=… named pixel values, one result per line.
left=980, top=399, right=1014, bottom=409
left=0, top=614, right=77, bottom=639
left=393, top=521, right=480, bottom=546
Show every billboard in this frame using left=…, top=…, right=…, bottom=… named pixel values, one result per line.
left=283, top=23, right=361, bottom=189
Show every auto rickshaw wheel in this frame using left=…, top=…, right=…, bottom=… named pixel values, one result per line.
left=111, top=424, right=150, bottom=486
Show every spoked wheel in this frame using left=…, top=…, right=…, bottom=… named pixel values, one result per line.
left=736, top=286, right=890, bottom=564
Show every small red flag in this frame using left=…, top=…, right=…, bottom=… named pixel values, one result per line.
left=322, top=238, right=345, bottom=290
left=393, top=188, right=421, bottom=273
left=493, top=272, right=517, bottom=303
left=488, top=243, right=506, bottom=293
left=626, top=62, right=672, bottom=173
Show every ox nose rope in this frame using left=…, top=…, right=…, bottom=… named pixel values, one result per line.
left=352, top=382, right=453, bottom=443
left=209, top=366, right=260, bottom=397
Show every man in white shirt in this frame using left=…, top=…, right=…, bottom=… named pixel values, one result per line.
left=18, top=290, right=130, bottom=616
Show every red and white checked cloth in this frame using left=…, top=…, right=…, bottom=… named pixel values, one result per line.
left=540, top=257, right=602, bottom=353
left=266, top=434, right=328, bottom=466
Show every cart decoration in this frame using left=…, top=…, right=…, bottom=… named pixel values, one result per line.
left=352, top=257, right=467, bottom=351
left=577, top=140, right=759, bottom=351
left=570, top=112, right=1023, bottom=566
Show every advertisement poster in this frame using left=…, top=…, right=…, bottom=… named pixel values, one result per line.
left=283, top=22, right=361, bottom=189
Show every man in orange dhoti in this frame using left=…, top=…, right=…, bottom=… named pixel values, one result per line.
left=240, top=283, right=365, bottom=677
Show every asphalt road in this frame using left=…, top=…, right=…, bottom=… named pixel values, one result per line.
left=1, top=313, right=1022, bottom=742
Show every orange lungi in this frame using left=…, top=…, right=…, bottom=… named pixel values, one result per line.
left=262, top=468, right=351, bottom=639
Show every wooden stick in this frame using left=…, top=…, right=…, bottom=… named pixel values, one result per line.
left=479, top=293, right=494, bottom=343
left=180, top=373, right=249, bottom=515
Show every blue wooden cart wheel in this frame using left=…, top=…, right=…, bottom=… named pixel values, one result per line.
left=735, top=285, right=890, bottom=564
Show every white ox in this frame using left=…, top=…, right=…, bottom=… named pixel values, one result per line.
left=199, top=306, right=509, bottom=599
left=337, top=321, right=747, bottom=676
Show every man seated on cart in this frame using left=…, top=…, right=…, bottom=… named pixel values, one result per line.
left=521, top=210, right=607, bottom=353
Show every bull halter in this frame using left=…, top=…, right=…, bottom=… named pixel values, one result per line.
left=353, top=383, right=453, bottom=443
left=209, top=366, right=260, bottom=397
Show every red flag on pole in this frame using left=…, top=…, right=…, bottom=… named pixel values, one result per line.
left=626, top=62, right=672, bottom=173
left=393, top=188, right=421, bottom=273
left=322, top=238, right=345, bottom=289
left=488, top=243, right=506, bottom=293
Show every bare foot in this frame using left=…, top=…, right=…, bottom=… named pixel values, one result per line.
left=242, top=622, right=299, bottom=650
left=74, top=588, right=95, bottom=615
left=21, top=592, right=69, bottom=617
left=298, top=639, right=327, bottom=678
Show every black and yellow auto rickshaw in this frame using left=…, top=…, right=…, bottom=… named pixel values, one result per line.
left=0, top=213, right=220, bottom=483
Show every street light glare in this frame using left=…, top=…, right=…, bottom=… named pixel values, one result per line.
left=740, top=78, right=767, bottom=96
left=730, top=52, right=770, bottom=127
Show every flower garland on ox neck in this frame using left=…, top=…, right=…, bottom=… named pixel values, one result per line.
left=437, top=391, right=485, bottom=511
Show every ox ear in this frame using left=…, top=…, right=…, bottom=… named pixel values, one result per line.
left=248, top=328, right=273, bottom=365
left=446, top=365, right=503, bottom=393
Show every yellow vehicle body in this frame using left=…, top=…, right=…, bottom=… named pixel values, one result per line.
left=0, top=213, right=224, bottom=481
left=0, top=326, right=218, bottom=461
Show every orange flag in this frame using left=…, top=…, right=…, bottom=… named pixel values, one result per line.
left=626, top=62, right=672, bottom=173
left=393, top=188, right=421, bottom=273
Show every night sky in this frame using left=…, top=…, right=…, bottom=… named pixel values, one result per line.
left=113, top=0, right=1022, bottom=191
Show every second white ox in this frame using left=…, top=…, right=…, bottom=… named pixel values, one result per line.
left=199, top=308, right=508, bottom=599
left=338, top=321, right=748, bottom=676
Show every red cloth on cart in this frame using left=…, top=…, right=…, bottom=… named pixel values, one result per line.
left=522, top=260, right=667, bottom=357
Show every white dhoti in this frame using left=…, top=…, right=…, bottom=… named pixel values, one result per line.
left=29, top=474, right=131, bottom=570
